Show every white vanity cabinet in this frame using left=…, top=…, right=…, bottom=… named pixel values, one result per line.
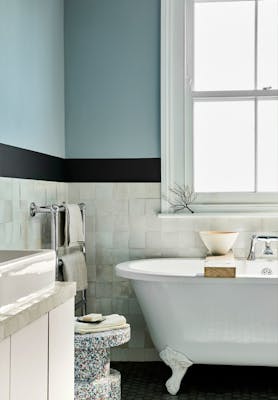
left=49, top=298, right=75, bottom=400
left=0, top=337, right=11, bottom=400
left=0, top=295, right=75, bottom=400
left=11, top=314, right=48, bottom=400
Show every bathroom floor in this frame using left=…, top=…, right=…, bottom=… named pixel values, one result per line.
left=112, top=362, right=278, bottom=400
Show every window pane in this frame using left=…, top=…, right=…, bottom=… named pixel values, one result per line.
left=194, top=101, right=255, bottom=192
left=257, top=100, right=278, bottom=191
left=194, top=1, right=255, bottom=91
left=257, top=0, right=278, bottom=90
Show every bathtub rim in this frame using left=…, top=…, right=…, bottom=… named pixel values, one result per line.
left=116, top=258, right=278, bottom=284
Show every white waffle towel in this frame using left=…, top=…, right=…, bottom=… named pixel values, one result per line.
left=65, top=204, right=85, bottom=247
left=61, top=251, right=88, bottom=291
left=75, top=314, right=128, bottom=334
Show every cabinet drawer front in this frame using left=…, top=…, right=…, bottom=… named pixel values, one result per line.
left=0, top=337, right=10, bottom=400
left=49, top=298, right=75, bottom=400
left=10, top=315, right=48, bottom=400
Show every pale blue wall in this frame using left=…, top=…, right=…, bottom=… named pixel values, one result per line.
left=0, top=0, right=65, bottom=158
left=65, top=0, right=160, bottom=159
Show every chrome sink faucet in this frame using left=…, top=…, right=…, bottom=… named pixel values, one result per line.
left=247, top=234, right=278, bottom=261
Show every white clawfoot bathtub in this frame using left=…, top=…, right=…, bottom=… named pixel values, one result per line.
left=116, top=258, right=278, bottom=395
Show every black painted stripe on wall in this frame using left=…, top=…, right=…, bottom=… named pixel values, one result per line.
left=65, top=158, right=161, bottom=182
left=0, top=143, right=65, bottom=182
left=0, top=143, right=161, bottom=182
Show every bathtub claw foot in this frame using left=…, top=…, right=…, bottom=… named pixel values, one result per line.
left=160, top=346, right=193, bottom=395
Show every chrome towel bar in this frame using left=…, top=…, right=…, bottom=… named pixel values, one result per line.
left=29, top=201, right=87, bottom=314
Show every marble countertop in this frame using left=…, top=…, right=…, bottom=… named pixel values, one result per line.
left=0, top=282, right=76, bottom=342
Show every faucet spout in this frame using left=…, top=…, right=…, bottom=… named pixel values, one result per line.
left=247, top=234, right=278, bottom=260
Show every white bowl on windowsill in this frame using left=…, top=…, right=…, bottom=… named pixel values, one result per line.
left=199, top=231, right=239, bottom=256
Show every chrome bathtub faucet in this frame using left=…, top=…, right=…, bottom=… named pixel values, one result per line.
left=247, top=234, right=278, bottom=261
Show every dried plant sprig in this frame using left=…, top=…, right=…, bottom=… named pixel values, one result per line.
left=163, top=184, right=197, bottom=213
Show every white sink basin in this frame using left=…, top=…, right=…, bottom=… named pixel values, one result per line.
left=0, top=250, right=56, bottom=312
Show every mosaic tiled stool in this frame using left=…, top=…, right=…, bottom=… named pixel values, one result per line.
left=75, top=325, right=130, bottom=400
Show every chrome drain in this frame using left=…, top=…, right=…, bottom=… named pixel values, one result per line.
left=261, top=267, right=273, bottom=276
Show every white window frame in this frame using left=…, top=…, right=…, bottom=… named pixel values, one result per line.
left=161, top=0, right=278, bottom=214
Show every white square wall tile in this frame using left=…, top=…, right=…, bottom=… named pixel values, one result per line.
left=129, top=249, right=145, bottom=260
left=161, top=231, right=182, bottom=248
left=95, top=232, right=113, bottom=248
left=87, top=264, right=96, bottom=282
left=129, top=216, right=146, bottom=231
left=112, top=299, right=129, bottom=314
left=145, top=198, right=160, bottom=216
left=129, top=199, right=145, bottom=216
left=96, top=215, right=115, bottom=232
left=262, top=217, right=278, bottom=231
left=113, top=231, right=129, bottom=248
left=0, top=178, right=12, bottom=200
left=96, top=283, right=113, bottom=298
left=68, top=183, right=80, bottom=202
left=94, top=298, right=113, bottom=314
left=145, top=231, right=161, bottom=248
left=0, top=201, right=12, bottom=223
left=96, top=265, right=114, bottom=282
left=144, top=248, right=162, bottom=258
left=128, top=183, right=147, bottom=198
left=111, top=349, right=129, bottom=362
left=95, top=183, right=113, bottom=200
left=126, top=349, right=144, bottom=361
left=144, top=183, right=161, bottom=198
left=113, top=200, right=129, bottom=216
left=114, top=215, right=129, bottom=231
left=129, top=230, right=146, bottom=249
left=113, top=183, right=129, bottom=200
left=80, top=183, right=96, bottom=200
left=128, top=329, right=145, bottom=348
left=144, top=349, right=160, bottom=361
left=145, top=215, right=161, bottom=231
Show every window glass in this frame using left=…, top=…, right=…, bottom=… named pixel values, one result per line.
left=194, top=100, right=255, bottom=192
left=257, top=100, right=278, bottom=191
left=194, top=1, right=255, bottom=91
left=257, top=0, right=278, bottom=90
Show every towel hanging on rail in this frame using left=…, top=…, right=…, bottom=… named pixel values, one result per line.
left=64, top=204, right=85, bottom=247
left=60, top=250, right=88, bottom=291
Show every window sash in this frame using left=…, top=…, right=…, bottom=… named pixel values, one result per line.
left=192, top=90, right=278, bottom=100
left=192, top=0, right=278, bottom=93
left=160, top=0, right=278, bottom=213
left=190, top=0, right=278, bottom=194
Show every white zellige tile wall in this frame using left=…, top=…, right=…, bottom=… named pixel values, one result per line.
left=68, top=182, right=278, bottom=361
left=0, top=177, right=277, bottom=361
left=0, top=177, right=68, bottom=250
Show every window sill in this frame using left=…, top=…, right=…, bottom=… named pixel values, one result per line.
left=158, top=212, right=278, bottom=219
left=158, top=203, right=278, bottom=218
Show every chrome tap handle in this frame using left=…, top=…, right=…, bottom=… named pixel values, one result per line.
left=247, top=234, right=278, bottom=260
left=264, top=242, right=273, bottom=256
left=247, top=234, right=257, bottom=261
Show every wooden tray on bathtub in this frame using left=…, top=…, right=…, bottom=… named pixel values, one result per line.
left=205, top=252, right=236, bottom=278
left=204, top=266, right=236, bottom=278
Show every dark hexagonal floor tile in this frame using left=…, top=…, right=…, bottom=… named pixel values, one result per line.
left=112, top=362, right=278, bottom=400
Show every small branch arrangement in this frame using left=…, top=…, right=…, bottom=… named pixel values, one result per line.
left=164, top=184, right=197, bottom=214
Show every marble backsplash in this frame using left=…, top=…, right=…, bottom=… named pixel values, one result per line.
left=1, top=177, right=278, bottom=361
